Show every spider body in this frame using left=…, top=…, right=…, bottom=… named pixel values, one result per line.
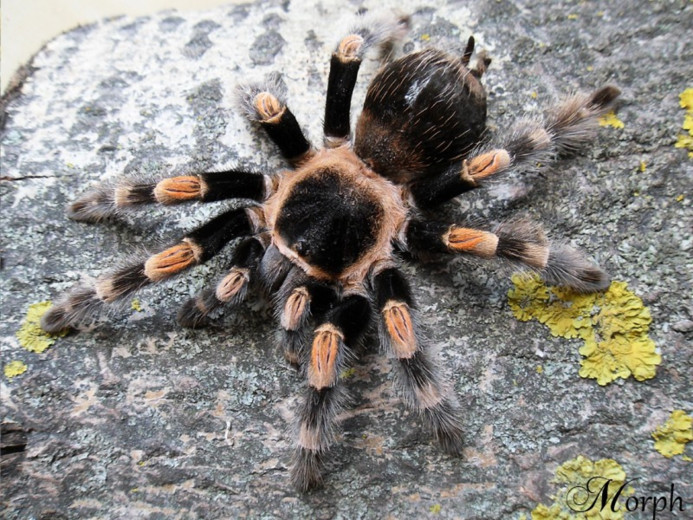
left=269, top=147, right=405, bottom=283
left=355, top=47, right=488, bottom=183
left=41, top=15, right=619, bottom=491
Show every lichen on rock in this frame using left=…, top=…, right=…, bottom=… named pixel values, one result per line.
left=652, top=410, right=693, bottom=459
left=598, top=110, right=624, bottom=129
left=508, top=275, right=660, bottom=386
left=16, top=301, right=67, bottom=353
left=675, top=88, right=693, bottom=158
left=526, top=455, right=633, bottom=520
left=4, top=360, right=28, bottom=379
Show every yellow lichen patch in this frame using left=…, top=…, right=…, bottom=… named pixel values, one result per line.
left=639, top=160, right=646, bottom=172
left=131, top=298, right=143, bottom=312
left=680, top=88, right=693, bottom=110
left=529, top=455, right=633, bottom=519
left=676, top=88, right=693, bottom=158
left=652, top=410, right=693, bottom=458
left=530, top=503, right=571, bottom=520
left=675, top=134, right=693, bottom=158
left=598, top=110, right=624, bottom=129
left=683, top=112, right=693, bottom=132
left=508, top=275, right=660, bottom=386
left=16, top=301, right=68, bottom=353
left=4, top=360, right=28, bottom=379
left=429, top=504, right=442, bottom=514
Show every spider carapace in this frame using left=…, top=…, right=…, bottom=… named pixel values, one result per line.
left=41, top=15, right=619, bottom=491
left=270, top=148, right=405, bottom=282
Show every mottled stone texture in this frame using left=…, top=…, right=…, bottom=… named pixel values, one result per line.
left=1, top=0, right=691, bottom=518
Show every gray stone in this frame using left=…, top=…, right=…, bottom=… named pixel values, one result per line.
left=1, top=1, right=692, bottom=519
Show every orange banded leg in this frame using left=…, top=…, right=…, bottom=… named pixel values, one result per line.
left=279, top=286, right=312, bottom=368
left=68, top=171, right=269, bottom=223
left=410, top=86, right=620, bottom=210
left=323, top=16, right=409, bottom=147
left=406, top=219, right=609, bottom=292
left=277, top=277, right=336, bottom=368
left=41, top=208, right=257, bottom=333
left=410, top=149, right=511, bottom=209
left=291, top=295, right=370, bottom=491
left=373, top=268, right=464, bottom=454
left=177, top=237, right=266, bottom=328
left=239, top=82, right=313, bottom=166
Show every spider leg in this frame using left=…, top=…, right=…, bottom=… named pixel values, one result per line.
left=257, top=243, right=294, bottom=294
left=41, top=208, right=260, bottom=333
left=323, top=16, right=409, bottom=147
left=68, top=170, right=270, bottom=223
left=372, top=267, right=464, bottom=454
left=275, top=271, right=336, bottom=368
left=238, top=79, right=314, bottom=167
left=291, top=293, right=370, bottom=492
left=410, top=86, right=621, bottom=209
left=406, top=217, right=610, bottom=292
left=177, top=235, right=267, bottom=328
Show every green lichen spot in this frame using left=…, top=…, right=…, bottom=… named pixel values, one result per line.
left=652, top=410, right=693, bottom=458
left=131, top=298, right=143, bottom=312
left=429, top=504, right=442, bottom=514
left=529, top=455, right=633, bottom=519
left=508, top=275, right=660, bottom=386
left=16, top=301, right=67, bottom=353
left=4, top=360, right=28, bottom=379
left=598, top=110, right=624, bottom=129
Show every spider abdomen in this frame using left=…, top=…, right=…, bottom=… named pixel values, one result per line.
left=354, top=48, right=487, bottom=183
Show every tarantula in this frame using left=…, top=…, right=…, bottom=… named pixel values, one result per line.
left=41, top=16, right=619, bottom=491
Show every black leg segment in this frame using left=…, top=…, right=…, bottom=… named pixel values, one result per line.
left=324, top=42, right=363, bottom=145
left=239, top=80, right=313, bottom=166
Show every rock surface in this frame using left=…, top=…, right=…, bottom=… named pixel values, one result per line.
left=1, top=0, right=691, bottom=518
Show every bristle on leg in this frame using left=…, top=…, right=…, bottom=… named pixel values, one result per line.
left=544, top=86, right=621, bottom=155
left=40, top=286, right=103, bottom=333
left=291, top=447, right=324, bottom=492
left=495, top=219, right=550, bottom=269
left=542, top=243, right=610, bottom=292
